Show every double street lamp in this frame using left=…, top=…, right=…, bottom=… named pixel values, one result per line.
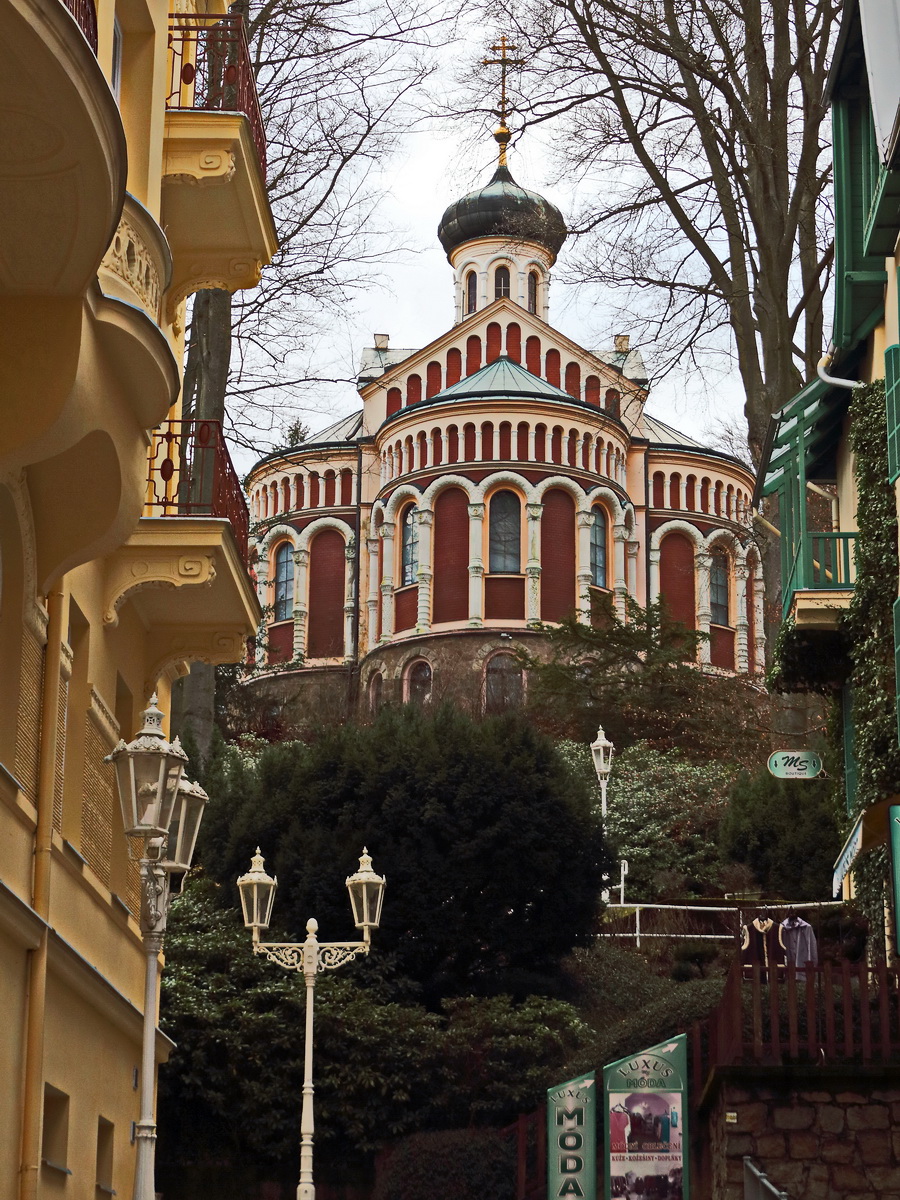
left=238, top=848, right=386, bottom=1200
left=105, top=696, right=208, bottom=1200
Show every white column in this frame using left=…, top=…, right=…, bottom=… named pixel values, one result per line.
left=576, top=509, right=593, bottom=624
left=680, top=477, right=688, bottom=510
left=479, top=268, right=489, bottom=310
left=648, top=545, right=661, bottom=603
left=613, top=527, right=628, bottom=617
left=255, top=555, right=270, bottom=666
left=292, top=548, right=308, bottom=660
left=734, top=561, right=749, bottom=673
left=475, top=427, right=483, bottom=461
left=753, top=572, right=767, bottom=669
left=526, top=502, right=542, bottom=626
left=380, top=522, right=395, bottom=641
left=467, top=502, right=485, bottom=626
left=528, top=429, right=536, bottom=462
left=626, top=540, right=639, bottom=600
left=696, top=549, right=712, bottom=664
left=415, top=509, right=433, bottom=633
left=517, top=268, right=526, bottom=308
left=343, top=538, right=356, bottom=659
left=365, top=536, right=380, bottom=653
left=426, top=435, right=433, bottom=468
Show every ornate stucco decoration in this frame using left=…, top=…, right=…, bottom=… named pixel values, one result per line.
left=104, top=551, right=217, bottom=626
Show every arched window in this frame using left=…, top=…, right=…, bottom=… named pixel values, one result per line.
left=495, top=265, right=511, bottom=299
left=710, top=550, right=730, bottom=626
left=369, top=672, right=383, bottom=713
left=406, top=659, right=432, bottom=706
left=466, top=271, right=477, bottom=315
left=590, top=510, right=607, bottom=588
left=273, top=542, right=294, bottom=621
left=401, top=505, right=418, bottom=586
left=489, top=490, right=521, bottom=573
left=485, top=653, right=524, bottom=713
left=528, top=271, right=538, bottom=313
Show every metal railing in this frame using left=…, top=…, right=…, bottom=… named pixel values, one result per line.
left=744, top=1157, right=790, bottom=1199
left=61, top=0, right=98, bottom=52
left=782, top=531, right=856, bottom=617
left=166, top=13, right=266, bottom=174
left=600, top=901, right=842, bottom=949
left=145, top=420, right=250, bottom=566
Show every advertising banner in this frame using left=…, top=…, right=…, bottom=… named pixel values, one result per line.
left=602, top=1035, right=688, bottom=1200
left=547, top=1071, right=597, bottom=1200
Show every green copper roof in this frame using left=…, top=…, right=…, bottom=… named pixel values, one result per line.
left=430, top=355, right=575, bottom=402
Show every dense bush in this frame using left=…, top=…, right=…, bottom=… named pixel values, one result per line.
left=197, top=704, right=610, bottom=1002
left=373, top=1129, right=516, bottom=1200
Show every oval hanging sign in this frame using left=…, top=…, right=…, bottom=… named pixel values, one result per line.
left=767, top=750, right=823, bottom=779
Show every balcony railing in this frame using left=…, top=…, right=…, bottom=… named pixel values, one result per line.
left=783, top=531, right=857, bottom=618
left=146, top=420, right=250, bottom=566
left=166, top=13, right=266, bottom=175
left=61, top=0, right=98, bottom=53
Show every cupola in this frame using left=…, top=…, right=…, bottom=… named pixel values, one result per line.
left=438, top=124, right=568, bottom=326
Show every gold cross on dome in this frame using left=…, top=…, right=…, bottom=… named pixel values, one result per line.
left=482, top=35, right=525, bottom=131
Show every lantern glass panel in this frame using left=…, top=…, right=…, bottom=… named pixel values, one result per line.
left=163, top=784, right=207, bottom=872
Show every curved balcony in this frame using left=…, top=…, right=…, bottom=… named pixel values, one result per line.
left=162, top=12, right=277, bottom=315
left=0, top=0, right=124, bottom=298
left=98, top=193, right=172, bottom=330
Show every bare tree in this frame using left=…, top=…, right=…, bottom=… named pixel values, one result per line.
left=462, top=0, right=839, bottom=462
left=183, top=0, right=448, bottom=449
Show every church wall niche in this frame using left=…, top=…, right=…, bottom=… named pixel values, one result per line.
left=659, top=531, right=696, bottom=628
left=432, top=486, right=469, bottom=624
left=307, top=529, right=346, bottom=657
left=466, top=335, right=481, bottom=375
left=540, top=488, right=576, bottom=621
left=486, top=322, right=502, bottom=363
left=446, top=347, right=462, bottom=386
left=525, top=335, right=541, bottom=374
left=506, top=322, right=521, bottom=362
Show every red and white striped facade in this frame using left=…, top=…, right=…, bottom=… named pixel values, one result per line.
left=245, top=210, right=760, bottom=714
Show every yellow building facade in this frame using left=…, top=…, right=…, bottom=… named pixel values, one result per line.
left=0, top=0, right=275, bottom=1192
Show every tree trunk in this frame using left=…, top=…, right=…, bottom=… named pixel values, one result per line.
left=176, top=287, right=234, bottom=755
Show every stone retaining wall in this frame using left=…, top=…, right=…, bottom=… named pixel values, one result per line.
left=701, top=1069, right=900, bottom=1199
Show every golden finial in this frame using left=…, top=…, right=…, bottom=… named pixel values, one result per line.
left=483, top=36, right=525, bottom=167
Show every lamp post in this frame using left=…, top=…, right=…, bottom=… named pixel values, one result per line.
left=105, top=696, right=207, bottom=1200
left=590, top=724, right=614, bottom=821
left=238, top=848, right=386, bottom=1200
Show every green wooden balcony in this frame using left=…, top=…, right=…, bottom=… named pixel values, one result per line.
left=783, top=532, right=857, bottom=620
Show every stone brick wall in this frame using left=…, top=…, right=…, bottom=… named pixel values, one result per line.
left=701, top=1068, right=900, bottom=1199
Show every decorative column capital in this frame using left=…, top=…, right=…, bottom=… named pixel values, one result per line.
left=468, top=503, right=485, bottom=519
left=293, top=549, right=308, bottom=566
left=416, top=509, right=433, bottom=527
left=526, top=503, right=543, bottom=521
left=381, top=522, right=395, bottom=539
left=525, top=565, right=542, bottom=578
left=577, top=509, right=594, bottom=528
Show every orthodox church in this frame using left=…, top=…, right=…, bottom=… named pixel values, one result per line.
left=244, top=124, right=760, bottom=721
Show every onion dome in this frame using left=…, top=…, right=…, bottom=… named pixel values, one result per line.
left=437, top=130, right=568, bottom=260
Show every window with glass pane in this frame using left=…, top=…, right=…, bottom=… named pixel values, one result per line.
left=485, top=654, right=523, bottom=712
left=495, top=266, right=511, bottom=298
left=407, top=660, right=432, bottom=705
left=590, top=510, right=607, bottom=587
left=489, top=490, right=521, bottom=572
left=401, top=506, right=418, bottom=585
left=528, top=272, right=538, bottom=313
left=466, top=271, right=477, bottom=314
left=274, top=543, right=294, bottom=621
left=710, top=551, right=729, bottom=625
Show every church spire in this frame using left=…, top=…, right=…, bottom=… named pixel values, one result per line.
left=482, top=36, right=524, bottom=168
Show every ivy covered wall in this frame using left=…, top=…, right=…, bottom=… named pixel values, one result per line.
left=842, top=379, right=900, bottom=941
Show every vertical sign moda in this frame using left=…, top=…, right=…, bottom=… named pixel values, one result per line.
left=603, top=1035, right=689, bottom=1200
left=889, top=805, right=900, bottom=955
left=547, top=1072, right=597, bottom=1200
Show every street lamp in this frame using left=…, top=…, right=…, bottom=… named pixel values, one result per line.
left=590, top=724, right=614, bottom=821
left=238, top=848, right=386, bottom=1200
left=105, top=695, right=206, bottom=1200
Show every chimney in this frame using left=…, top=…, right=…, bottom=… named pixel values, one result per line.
left=614, top=334, right=630, bottom=354
left=374, top=333, right=390, bottom=351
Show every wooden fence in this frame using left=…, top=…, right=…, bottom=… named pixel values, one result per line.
left=691, top=956, right=900, bottom=1081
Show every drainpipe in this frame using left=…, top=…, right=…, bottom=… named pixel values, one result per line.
left=19, top=587, right=65, bottom=1200
left=817, top=345, right=863, bottom=391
